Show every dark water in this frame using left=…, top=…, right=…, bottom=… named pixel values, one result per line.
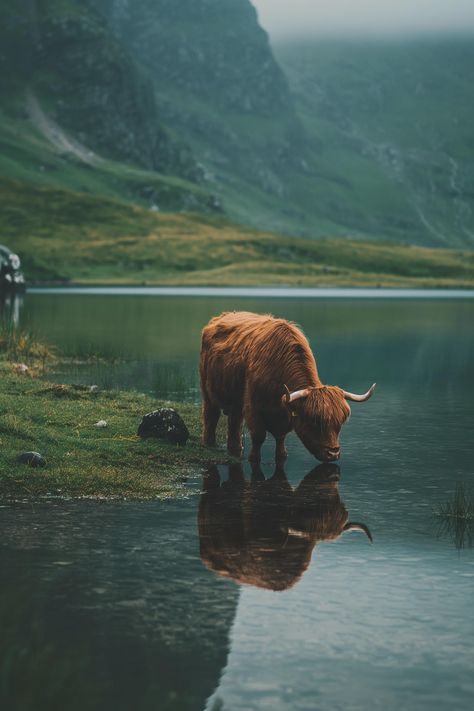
left=1, top=289, right=474, bottom=710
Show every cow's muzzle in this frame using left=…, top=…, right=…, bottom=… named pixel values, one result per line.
left=322, top=446, right=341, bottom=462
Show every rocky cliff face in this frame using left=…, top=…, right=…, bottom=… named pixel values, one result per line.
left=2, top=0, right=304, bottom=215
left=91, top=0, right=307, bottom=220
left=100, top=0, right=293, bottom=116
left=0, top=0, right=200, bottom=181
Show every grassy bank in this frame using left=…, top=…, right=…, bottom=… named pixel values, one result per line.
left=0, top=363, right=229, bottom=500
left=2, top=177, right=474, bottom=287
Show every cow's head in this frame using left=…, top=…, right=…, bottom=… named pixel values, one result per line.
left=283, top=383, right=376, bottom=462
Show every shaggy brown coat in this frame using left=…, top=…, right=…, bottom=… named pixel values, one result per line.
left=200, top=311, right=351, bottom=462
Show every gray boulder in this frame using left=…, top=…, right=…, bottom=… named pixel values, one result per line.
left=18, top=452, right=46, bottom=468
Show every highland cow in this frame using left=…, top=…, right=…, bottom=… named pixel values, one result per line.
left=200, top=311, right=376, bottom=462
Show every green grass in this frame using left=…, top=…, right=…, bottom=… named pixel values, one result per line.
left=0, top=363, right=231, bottom=500
left=0, top=108, right=214, bottom=218
left=2, top=177, right=474, bottom=287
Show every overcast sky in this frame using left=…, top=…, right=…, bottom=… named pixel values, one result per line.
left=252, top=0, right=474, bottom=39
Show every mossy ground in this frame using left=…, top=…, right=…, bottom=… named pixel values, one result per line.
left=0, top=364, right=229, bottom=500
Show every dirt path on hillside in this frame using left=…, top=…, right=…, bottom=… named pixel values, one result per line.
left=26, top=90, right=103, bottom=166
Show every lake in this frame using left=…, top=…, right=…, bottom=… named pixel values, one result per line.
left=1, top=288, right=474, bottom=710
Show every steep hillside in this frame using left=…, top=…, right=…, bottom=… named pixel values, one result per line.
left=0, top=0, right=215, bottom=211
left=0, top=105, right=216, bottom=214
left=95, top=0, right=310, bottom=234
left=0, top=0, right=309, bottom=228
left=0, top=0, right=200, bottom=178
left=276, top=38, right=474, bottom=248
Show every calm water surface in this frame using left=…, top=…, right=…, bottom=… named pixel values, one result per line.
left=1, top=289, right=473, bottom=710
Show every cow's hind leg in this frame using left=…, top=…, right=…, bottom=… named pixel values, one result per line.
left=202, top=397, right=221, bottom=447
left=227, top=410, right=244, bottom=458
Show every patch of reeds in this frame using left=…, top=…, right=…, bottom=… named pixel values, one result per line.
left=434, top=483, right=474, bottom=549
left=0, top=322, right=55, bottom=366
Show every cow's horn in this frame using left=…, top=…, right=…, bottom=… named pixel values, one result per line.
left=342, top=383, right=376, bottom=402
left=342, top=522, right=373, bottom=543
left=287, top=527, right=311, bottom=539
left=283, top=385, right=312, bottom=403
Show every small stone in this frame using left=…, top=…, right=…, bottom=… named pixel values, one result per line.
left=18, top=452, right=46, bottom=468
left=95, top=420, right=108, bottom=428
left=138, top=408, right=189, bottom=446
left=14, top=363, right=29, bottom=374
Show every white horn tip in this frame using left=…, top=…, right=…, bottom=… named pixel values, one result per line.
left=342, top=382, right=377, bottom=402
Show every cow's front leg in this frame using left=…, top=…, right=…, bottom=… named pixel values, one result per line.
left=248, top=423, right=266, bottom=463
left=250, top=461, right=265, bottom=481
left=202, top=398, right=221, bottom=447
left=275, top=435, right=288, bottom=462
left=244, top=399, right=266, bottom=463
left=227, top=411, right=244, bottom=457
left=248, top=434, right=265, bottom=462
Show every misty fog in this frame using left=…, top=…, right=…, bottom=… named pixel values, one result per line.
left=252, top=0, right=474, bottom=39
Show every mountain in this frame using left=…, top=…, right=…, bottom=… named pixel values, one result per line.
left=0, top=0, right=213, bottom=210
left=91, top=0, right=313, bottom=233
left=0, top=0, right=304, bottom=219
left=99, top=0, right=292, bottom=115
left=0, top=0, right=201, bottom=177
left=0, top=1, right=473, bottom=248
left=276, top=38, right=474, bottom=248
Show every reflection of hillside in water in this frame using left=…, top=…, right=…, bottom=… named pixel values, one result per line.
left=0, top=500, right=239, bottom=711
left=199, top=463, right=372, bottom=591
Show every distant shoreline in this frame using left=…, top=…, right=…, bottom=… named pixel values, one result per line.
left=26, top=286, right=474, bottom=299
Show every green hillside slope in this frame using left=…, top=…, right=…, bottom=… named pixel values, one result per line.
left=2, top=178, right=473, bottom=287
left=0, top=107, right=217, bottom=213
left=277, top=38, right=474, bottom=248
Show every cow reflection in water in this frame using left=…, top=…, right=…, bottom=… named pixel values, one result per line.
left=198, top=463, right=372, bottom=591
